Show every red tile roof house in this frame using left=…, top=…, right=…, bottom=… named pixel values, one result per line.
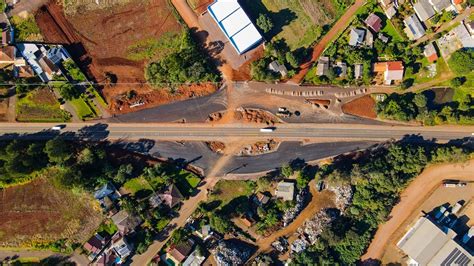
left=373, top=61, right=404, bottom=85
left=365, top=13, right=383, bottom=33
left=84, top=233, right=107, bottom=260
left=423, top=42, right=439, bottom=63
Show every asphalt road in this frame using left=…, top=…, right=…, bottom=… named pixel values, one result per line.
left=0, top=123, right=472, bottom=142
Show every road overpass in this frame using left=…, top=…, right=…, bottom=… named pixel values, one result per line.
left=0, top=123, right=472, bottom=142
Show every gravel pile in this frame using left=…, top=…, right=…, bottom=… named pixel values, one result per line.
left=328, top=184, right=353, bottom=211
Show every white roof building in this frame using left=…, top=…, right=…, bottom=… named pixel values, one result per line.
left=276, top=181, right=295, bottom=201
left=208, top=0, right=263, bottom=54
left=452, top=22, right=474, bottom=48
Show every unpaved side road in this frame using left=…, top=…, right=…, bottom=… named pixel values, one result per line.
left=362, top=159, right=474, bottom=261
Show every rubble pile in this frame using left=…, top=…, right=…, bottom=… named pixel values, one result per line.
left=298, top=209, right=335, bottom=244
left=214, top=240, right=253, bottom=266
left=290, top=238, right=309, bottom=254
left=283, top=188, right=309, bottom=226
left=328, top=185, right=353, bottom=211
left=271, top=237, right=289, bottom=253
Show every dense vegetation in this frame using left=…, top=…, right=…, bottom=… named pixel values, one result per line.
left=376, top=92, right=474, bottom=125
left=292, top=143, right=472, bottom=265
left=145, top=30, right=219, bottom=87
left=448, top=49, right=474, bottom=76
left=10, top=15, right=41, bottom=41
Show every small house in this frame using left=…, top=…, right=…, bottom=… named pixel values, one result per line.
left=378, top=33, right=390, bottom=43
left=111, top=210, right=142, bottom=234
left=413, top=0, right=435, bottom=21
left=316, top=56, right=330, bottom=76
left=354, top=64, right=363, bottom=79
left=182, top=249, right=207, bottom=266
left=112, top=236, right=132, bottom=263
left=429, top=0, right=452, bottom=12
left=423, top=42, right=439, bottom=62
left=84, top=234, right=107, bottom=259
left=349, top=28, right=366, bottom=46
left=276, top=181, right=295, bottom=201
left=268, top=60, right=288, bottom=77
left=452, top=23, right=474, bottom=48
left=157, top=184, right=184, bottom=209
left=253, top=192, right=270, bottom=206
left=384, top=5, right=397, bottom=19
left=365, top=29, right=374, bottom=47
left=196, top=224, right=212, bottom=240
left=379, top=0, right=393, bottom=7
left=335, top=61, right=347, bottom=77
left=404, top=14, right=426, bottom=40
left=365, top=14, right=383, bottom=32
left=373, top=61, right=404, bottom=85
left=167, top=239, right=195, bottom=265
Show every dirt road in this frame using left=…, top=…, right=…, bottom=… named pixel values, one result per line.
left=362, top=159, right=474, bottom=261
left=290, top=0, right=366, bottom=84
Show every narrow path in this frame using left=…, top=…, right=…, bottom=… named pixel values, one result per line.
left=290, top=0, right=366, bottom=84
left=362, top=159, right=474, bottom=261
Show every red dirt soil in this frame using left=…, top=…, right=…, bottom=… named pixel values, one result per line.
left=341, top=95, right=377, bottom=119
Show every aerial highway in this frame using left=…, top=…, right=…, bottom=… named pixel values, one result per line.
left=0, top=122, right=472, bottom=142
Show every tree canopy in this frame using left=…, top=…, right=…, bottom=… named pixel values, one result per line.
left=448, top=49, right=474, bottom=75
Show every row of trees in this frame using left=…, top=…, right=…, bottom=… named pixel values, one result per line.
left=376, top=92, right=474, bottom=125
left=293, top=143, right=472, bottom=264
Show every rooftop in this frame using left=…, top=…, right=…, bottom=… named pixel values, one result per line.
left=365, top=13, right=383, bottom=32
left=208, top=0, right=263, bottom=54
left=413, top=0, right=435, bottom=22
left=404, top=14, right=426, bottom=40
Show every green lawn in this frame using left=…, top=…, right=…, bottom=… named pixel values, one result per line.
left=453, top=72, right=474, bottom=102
left=374, top=6, right=405, bottom=41
left=123, top=177, right=153, bottom=197
left=16, top=88, right=71, bottom=122
left=209, top=180, right=255, bottom=205
left=70, top=97, right=95, bottom=120
left=88, top=87, right=108, bottom=109
left=174, top=169, right=201, bottom=197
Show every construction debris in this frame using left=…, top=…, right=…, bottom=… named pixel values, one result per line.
left=237, top=139, right=279, bottom=156
left=327, top=185, right=353, bottom=211
left=214, top=240, right=253, bottom=266
left=283, top=188, right=309, bottom=227
left=297, top=209, right=336, bottom=245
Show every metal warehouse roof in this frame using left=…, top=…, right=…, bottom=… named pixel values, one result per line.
left=208, top=0, right=263, bottom=54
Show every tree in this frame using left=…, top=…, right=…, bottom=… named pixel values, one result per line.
left=59, top=83, right=81, bottom=101
left=448, top=49, right=474, bottom=75
left=44, top=137, right=72, bottom=164
left=281, top=164, right=293, bottom=178
left=285, top=52, right=299, bottom=68
left=114, top=163, right=133, bottom=184
left=450, top=76, right=465, bottom=87
left=413, top=93, right=427, bottom=109
left=256, top=14, right=273, bottom=33
left=210, top=215, right=232, bottom=234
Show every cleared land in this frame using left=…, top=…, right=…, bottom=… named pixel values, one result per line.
left=341, top=95, right=377, bottom=119
left=16, top=88, right=71, bottom=122
left=242, top=0, right=337, bottom=50
left=362, top=159, right=474, bottom=261
left=0, top=175, right=102, bottom=249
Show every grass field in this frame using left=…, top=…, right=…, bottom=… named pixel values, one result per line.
left=405, top=57, right=450, bottom=85
left=16, top=88, right=71, bottom=122
left=209, top=180, right=255, bottom=205
left=0, top=172, right=102, bottom=251
left=123, top=176, right=154, bottom=198
left=70, top=97, right=96, bottom=120
left=242, top=0, right=337, bottom=50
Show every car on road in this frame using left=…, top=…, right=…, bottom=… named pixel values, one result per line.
left=260, top=127, right=276, bottom=133
left=51, top=125, right=66, bottom=131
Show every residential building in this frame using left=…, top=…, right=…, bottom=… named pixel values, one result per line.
left=379, top=33, right=390, bottom=43
left=15, top=43, right=66, bottom=82
left=335, top=61, right=347, bottom=77
left=365, top=29, right=374, bottom=47
left=423, top=42, right=439, bottom=62
left=373, top=61, right=404, bottom=85
left=196, top=224, right=212, bottom=240
left=349, top=28, right=366, bottom=46
left=452, top=22, right=474, bottom=48
left=84, top=234, right=107, bottom=259
left=429, top=0, right=452, bottom=12
left=379, top=0, right=393, bottom=7
left=276, top=181, right=295, bottom=201
left=404, top=14, right=426, bottom=40
left=111, top=210, right=142, bottom=234
left=466, top=21, right=474, bottom=35
left=167, top=239, right=195, bottom=265
left=365, top=14, right=383, bottom=32
left=183, top=249, right=207, bottom=266
left=112, top=236, right=132, bottom=263
left=316, top=56, right=330, bottom=76
left=384, top=5, right=397, bottom=19
left=354, top=64, right=363, bottom=79
left=397, top=216, right=472, bottom=265
left=94, top=183, right=121, bottom=213
left=253, top=192, right=270, bottom=206
left=150, top=184, right=184, bottom=209
left=268, top=60, right=288, bottom=77
left=413, top=0, right=436, bottom=21
left=207, top=0, right=263, bottom=54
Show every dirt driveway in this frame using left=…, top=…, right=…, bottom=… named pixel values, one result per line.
left=362, top=159, right=474, bottom=261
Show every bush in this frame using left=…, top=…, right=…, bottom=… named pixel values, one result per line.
left=448, top=49, right=474, bottom=75
left=256, top=13, right=273, bottom=33
left=450, top=76, right=466, bottom=87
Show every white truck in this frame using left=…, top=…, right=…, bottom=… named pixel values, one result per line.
left=260, top=127, right=275, bottom=133
left=51, top=125, right=65, bottom=131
